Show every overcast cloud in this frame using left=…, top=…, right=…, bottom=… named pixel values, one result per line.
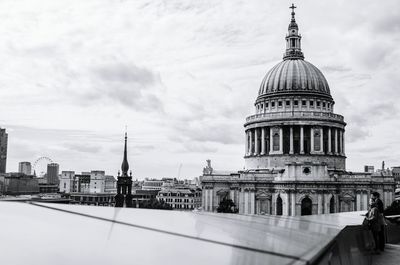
left=0, top=0, right=399, bottom=178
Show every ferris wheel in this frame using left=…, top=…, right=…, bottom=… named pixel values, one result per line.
left=33, top=156, right=54, bottom=177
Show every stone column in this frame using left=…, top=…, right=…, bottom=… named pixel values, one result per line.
left=204, top=189, right=208, bottom=211
left=334, top=128, right=338, bottom=155
left=244, top=191, right=249, bottom=214
left=245, top=130, right=249, bottom=156
left=250, top=191, right=255, bottom=215
left=208, top=189, right=213, bottom=212
left=300, top=125, right=304, bottom=154
left=310, top=127, right=315, bottom=153
left=356, top=192, right=361, bottom=211
left=362, top=192, right=368, bottom=211
left=230, top=189, right=235, bottom=205
left=270, top=127, right=274, bottom=153
left=249, top=129, right=253, bottom=155
left=339, top=130, right=343, bottom=155
left=328, top=127, right=332, bottom=154
left=291, top=193, right=296, bottom=216
left=279, top=127, right=283, bottom=154
left=289, top=126, right=294, bottom=154
left=284, top=193, right=290, bottom=216
left=254, top=129, right=259, bottom=155
left=320, top=128, right=324, bottom=153
left=239, top=190, right=244, bottom=214
left=342, top=130, right=345, bottom=155
left=318, top=193, right=323, bottom=214
left=261, top=127, right=266, bottom=155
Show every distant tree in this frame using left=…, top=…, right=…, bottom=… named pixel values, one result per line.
left=384, top=200, right=400, bottom=216
left=217, top=198, right=238, bottom=213
left=140, top=198, right=173, bottom=210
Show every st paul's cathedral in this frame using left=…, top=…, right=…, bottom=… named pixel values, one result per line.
left=200, top=5, right=395, bottom=216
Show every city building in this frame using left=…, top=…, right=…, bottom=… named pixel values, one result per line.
left=104, top=175, right=117, bottom=193
left=59, top=171, right=116, bottom=194
left=200, top=7, right=396, bottom=216
left=89, top=170, right=106, bottom=193
left=38, top=183, right=59, bottom=193
left=0, top=128, right=7, bottom=173
left=132, top=189, right=159, bottom=208
left=392, top=167, right=400, bottom=188
left=46, top=163, right=59, bottom=185
left=69, top=193, right=115, bottom=206
left=59, top=171, right=76, bottom=193
left=0, top=173, right=39, bottom=195
left=142, top=179, right=164, bottom=191
left=157, top=188, right=202, bottom=210
left=18, top=162, right=32, bottom=175
left=364, top=166, right=375, bottom=174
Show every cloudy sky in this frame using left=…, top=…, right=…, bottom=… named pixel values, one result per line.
left=0, top=0, right=399, bottom=178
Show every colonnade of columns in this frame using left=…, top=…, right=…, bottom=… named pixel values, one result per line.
left=245, top=125, right=345, bottom=156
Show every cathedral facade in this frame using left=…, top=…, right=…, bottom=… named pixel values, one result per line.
left=200, top=6, right=395, bottom=216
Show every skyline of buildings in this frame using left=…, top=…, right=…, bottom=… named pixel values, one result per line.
left=0, top=2, right=399, bottom=179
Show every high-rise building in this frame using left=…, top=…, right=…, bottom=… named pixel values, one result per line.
left=18, top=162, right=32, bottom=175
left=0, top=128, right=8, bottom=173
left=46, top=163, right=59, bottom=185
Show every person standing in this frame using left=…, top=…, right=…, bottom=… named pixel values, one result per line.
left=366, top=200, right=381, bottom=254
left=372, top=192, right=385, bottom=251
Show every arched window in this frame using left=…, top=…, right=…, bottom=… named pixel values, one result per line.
left=314, top=129, right=321, bottom=151
left=301, top=197, right=312, bottom=216
left=330, top=196, right=335, bottom=213
left=273, top=132, right=280, bottom=151
left=276, top=196, right=283, bottom=215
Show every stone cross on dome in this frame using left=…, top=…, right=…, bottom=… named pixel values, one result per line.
left=290, top=3, right=296, bottom=19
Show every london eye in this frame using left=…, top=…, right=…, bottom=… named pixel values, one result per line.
left=33, top=156, right=54, bottom=177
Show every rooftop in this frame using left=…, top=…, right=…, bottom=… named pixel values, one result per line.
left=0, top=201, right=393, bottom=265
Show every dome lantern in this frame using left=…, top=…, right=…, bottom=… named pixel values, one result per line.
left=284, top=4, right=304, bottom=60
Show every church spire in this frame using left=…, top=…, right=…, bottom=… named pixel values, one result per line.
left=115, top=131, right=133, bottom=208
left=283, top=3, right=304, bottom=60
left=121, top=132, right=129, bottom=176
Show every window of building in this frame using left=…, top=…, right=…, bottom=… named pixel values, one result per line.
left=276, top=196, right=283, bottom=215
left=302, top=100, right=307, bottom=106
left=322, top=102, right=326, bottom=108
left=294, top=100, right=299, bottom=106
left=301, top=197, right=312, bottom=216
left=316, top=101, right=321, bottom=107
left=261, top=103, right=264, bottom=110
left=314, top=129, right=321, bottom=151
left=271, top=101, right=275, bottom=108
left=278, top=101, right=283, bottom=107
left=310, top=100, right=314, bottom=107
left=273, top=132, right=280, bottom=151
left=286, top=100, right=290, bottom=106
left=266, top=102, right=269, bottom=108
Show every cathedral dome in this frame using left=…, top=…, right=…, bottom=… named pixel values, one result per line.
left=258, top=59, right=331, bottom=98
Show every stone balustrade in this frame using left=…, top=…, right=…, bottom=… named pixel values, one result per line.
left=246, top=111, right=344, bottom=123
